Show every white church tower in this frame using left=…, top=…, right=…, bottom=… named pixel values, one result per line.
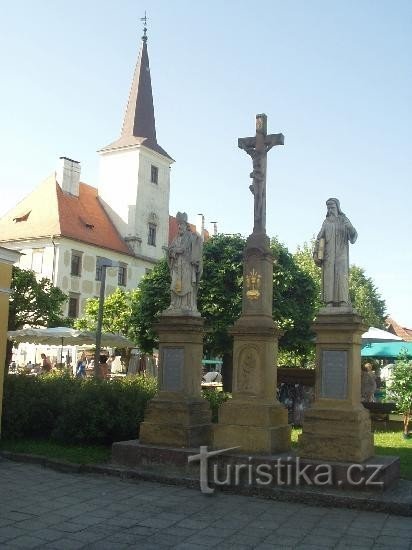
left=98, top=22, right=173, bottom=262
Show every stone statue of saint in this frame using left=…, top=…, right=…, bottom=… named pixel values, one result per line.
left=167, top=212, right=203, bottom=313
left=313, top=198, right=357, bottom=307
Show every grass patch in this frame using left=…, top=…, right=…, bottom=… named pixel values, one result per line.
left=374, top=430, right=412, bottom=480
left=291, top=428, right=412, bottom=480
left=1, top=429, right=410, bottom=480
left=0, top=438, right=111, bottom=464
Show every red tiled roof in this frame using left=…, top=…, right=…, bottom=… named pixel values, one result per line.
left=168, top=216, right=209, bottom=244
left=0, top=175, right=131, bottom=256
left=386, top=317, right=412, bottom=342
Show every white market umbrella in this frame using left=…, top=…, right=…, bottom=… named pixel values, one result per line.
left=361, top=327, right=403, bottom=343
left=8, top=326, right=135, bottom=348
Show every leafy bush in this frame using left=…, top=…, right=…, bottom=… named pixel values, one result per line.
left=388, top=353, right=412, bottom=436
left=2, top=374, right=157, bottom=444
left=202, top=389, right=231, bottom=422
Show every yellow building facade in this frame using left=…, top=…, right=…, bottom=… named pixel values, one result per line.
left=0, top=247, right=20, bottom=436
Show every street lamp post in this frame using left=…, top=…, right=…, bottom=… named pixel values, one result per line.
left=94, top=258, right=119, bottom=376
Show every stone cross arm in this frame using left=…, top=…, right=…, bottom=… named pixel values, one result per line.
left=238, top=137, right=256, bottom=155
left=238, top=133, right=284, bottom=155
left=265, top=133, right=284, bottom=151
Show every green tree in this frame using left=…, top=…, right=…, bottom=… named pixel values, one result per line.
left=272, top=238, right=318, bottom=364
left=198, top=234, right=244, bottom=390
left=389, top=352, right=412, bottom=436
left=349, top=266, right=386, bottom=328
left=294, top=241, right=386, bottom=328
left=7, top=267, right=68, bottom=369
left=131, top=235, right=318, bottom=369
left=294, top=241, right=322, bottom=311
left=198, top=234, right=244, bottom=358
left=74, top=288, right=140, bottom=337
left=129, top=261, right=170, bottom=353
left=8, top=267, right=68, bottom=331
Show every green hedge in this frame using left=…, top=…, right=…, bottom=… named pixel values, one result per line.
left=2, top=374, right=231, bottom=445
left=2, top=374, right=157, bottom=445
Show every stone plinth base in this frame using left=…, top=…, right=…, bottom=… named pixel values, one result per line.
left=299, top=406, right=374, bottom=462
left=213, top=400, right=291, bottom=454
left=111, top=441, right=399, bottom=491
left=139, top=398, right=212, bottom=448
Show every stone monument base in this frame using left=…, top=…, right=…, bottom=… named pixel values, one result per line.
left=298, top=405, right=374, bottom=463
left=139, top=397, right=212, bottom=448
left=111, top=440, right=399, bottom=491
left=138, top=314, right=212, bottom=449
left=213, top=400, right=291, bottom=454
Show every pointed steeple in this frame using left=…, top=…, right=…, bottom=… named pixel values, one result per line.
left=99, top=28, right=172, bottom=160
left=121, top=34, right=156, bottom=142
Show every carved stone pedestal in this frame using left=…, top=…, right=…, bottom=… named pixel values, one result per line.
left=213, top=233, right=290, bottom=454
left=299, top=310, right=374, bottom=462
left=139, top=315, right=212, bottom=448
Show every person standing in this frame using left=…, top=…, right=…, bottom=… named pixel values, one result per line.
left=40, top=353, right=52, bottom=374
left=76, top=352, right=87, bottom=378
left=313, top=198, right=357, bottom=307
left=97, top=355, right=109, bottom=379
left=361, top=363, right=377, bottom=402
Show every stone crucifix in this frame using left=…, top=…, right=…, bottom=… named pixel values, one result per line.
left=238, top=114, right=284, bottom=234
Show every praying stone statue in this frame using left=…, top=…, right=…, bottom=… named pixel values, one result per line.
left=313, top=198, right=357, bottom=308
left=166, top=211, right=203, bottom=314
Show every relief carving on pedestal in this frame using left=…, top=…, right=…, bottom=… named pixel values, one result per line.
left=237, top=346, right=260, bottom=394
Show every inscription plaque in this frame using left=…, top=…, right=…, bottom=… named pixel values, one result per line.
left=162, top=347, right=184, bottom=391
left=320, top=350, right=348, bottom=399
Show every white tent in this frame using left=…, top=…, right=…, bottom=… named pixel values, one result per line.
left=361, top=327, right=403, bottom=343
left=7, top=326, right=135, bottom=348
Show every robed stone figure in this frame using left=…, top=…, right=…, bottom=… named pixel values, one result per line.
left=167, top=212, right=203, bottom=313
left=313, top=198, right=357, bottom=307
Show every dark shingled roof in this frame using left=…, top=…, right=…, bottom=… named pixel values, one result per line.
left=99, top=39, right=173, bottom=161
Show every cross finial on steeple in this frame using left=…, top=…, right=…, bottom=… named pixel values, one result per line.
left=141, top=11, right=148, bottom=42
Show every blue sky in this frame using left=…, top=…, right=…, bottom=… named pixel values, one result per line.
left=1, top=1, right=411, bottom=326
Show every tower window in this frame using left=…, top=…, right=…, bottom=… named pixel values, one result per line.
left=148, top=223, right=157, bottom=246
left=71, top=250, right=82, bottom=276
left=151, top=165, right=158, bottom=184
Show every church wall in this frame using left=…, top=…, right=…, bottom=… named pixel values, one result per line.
left=134, top=148, right=170, bottom=261
left=98, top=148, right=140, bottom=235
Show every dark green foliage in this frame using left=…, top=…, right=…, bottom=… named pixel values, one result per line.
left=129, top=261, right=170, bottom=353
left=271, top=238, right=318, bottom=358
left=199, top=234, right=244, bottom=357
left=202, top=389, right=231, bottom=422
left=2, top=374, right=157, bottom=444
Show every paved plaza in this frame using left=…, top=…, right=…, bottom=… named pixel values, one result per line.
left=0, top=458, right=411, bottom=549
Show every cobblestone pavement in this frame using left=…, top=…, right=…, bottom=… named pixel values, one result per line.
left=1, top=458, right=411, bottom=549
